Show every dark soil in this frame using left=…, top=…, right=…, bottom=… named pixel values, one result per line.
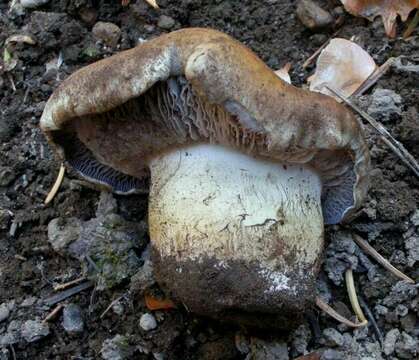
left=1, top=0, right=418, bottom=359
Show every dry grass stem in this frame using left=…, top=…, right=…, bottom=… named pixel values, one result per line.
left=315, top=296, right=368, bottom=328
left=42, top=304, right=64, bottom=323
left=53, top=276, right=86, bottom=291
left=352, top=57, right=395, bottom=96
left=352, top=234, right=415, bottom=283
left=325, top=85, right=419, bottom=178
left=45, top=163, right=65, bottom=204
left=345, top=268, right=368, bottom=324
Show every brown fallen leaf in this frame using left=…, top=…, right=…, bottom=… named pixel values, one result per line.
left=340, top=0, right=419, bottom=37
left=308, top=38, right=377, bottom=100
left=145, top=293, right=176, bottom=310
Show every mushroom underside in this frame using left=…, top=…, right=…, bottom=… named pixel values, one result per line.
left=51, top=76, right=357, bottom=225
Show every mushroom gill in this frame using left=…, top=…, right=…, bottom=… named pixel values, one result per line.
left=40, top=28, right=370, bottom=327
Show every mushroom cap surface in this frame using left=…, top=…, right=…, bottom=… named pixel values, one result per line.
left=40, top=27, right=369, bottom=224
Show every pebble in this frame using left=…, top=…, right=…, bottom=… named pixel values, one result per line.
left=112, top=300, right=125, bottom=316
left=291, top=324, right=311, bottom=355
left=0, top=167, right=16, bottom=187
left=368, top=88, right=402, bottom=121
left=405, top=235, right=419, bottom=267
left=62, top=303, right=84, bottom=334
left=296, top=0, right=333, bottom=31
left=21, top=0, right=50, bottom=9
left=250, top=338, right=289, bottom=360
left=139, top=313, right=157, bottom=331
left=395, top=332, right=417, bottom=359
left=321, top=328, right=344, bottom=347
left=21, top=319, right=50, bottom=343
left=0, top=320, right=22, bottom=346
left=92, top=21, right=122, bottom=48
left=383, top=328, right=400, bottom=355
left=321, top=349, right=345, bottom=360
left=0, top=303, right=11, bottom=323
left=157, top=15, right=176, bottom=30
left=20, top=296, right=37, bottom=307
left=47, top=217, right=81, bottom=255
left=101, top=334, right=133, bottom=360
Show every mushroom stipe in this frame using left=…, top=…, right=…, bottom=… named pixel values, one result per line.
left=40, top=28, right=370, bottom=328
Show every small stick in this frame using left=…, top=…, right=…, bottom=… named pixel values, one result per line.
left=302, top=30, right=341, bottom=69
left=325, top=85, right=419, bottom=179
left=53, top=276, right=86, bottom=291
left=10, top=344, right=16, bottom=360
left=315, top=296, right=368, bottom=328
left=345, top=269, right=368, bottom=324
left=14, top=254, right=27, bottom=261
left=42, top=303, right=64, bottom=323
left=44, top=281, right=94, bottom=306
left=100, top=294, right=125, bottom=319
left=45, top=163, right=65, bottom=204
left=352, top=58, right=395, bottom=96
left=359, top=296, right=384, bottom=345
left=352, top=234, right=415, bottom=283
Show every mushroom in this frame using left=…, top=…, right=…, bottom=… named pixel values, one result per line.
left=40, top=28, right=370, bottom=328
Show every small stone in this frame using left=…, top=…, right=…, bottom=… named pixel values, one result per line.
left=383, top=329, right=400, bottom=355
left=0, top=303, right=10, bottom=323
left=62, top=303, right=84, bottom=334
left=321, top=349, right=346, bottom=360
left=411, top=209, right=419, bottom=226
left=0, top=167, right=16, bottom=187
left=0, top=209, right=12, bottom=230
left=291, top=324, right=311, bottom=355
left=0, top=320, right=22, bottom=346
left=368, top=88, right=402, bottom=121
left=79, top=7, right=97, bottom=25
left=21, top=319, right=49, bottom=343
left=321, top=328, right=344, bottom=347
left=20, top=0, right=50, bottom=9
left=157, top=15, right=175, bottom=30
left=250, top=338, right=289, bottom=360
left=296, top=0, right=334, bottom=31
left=92, top=21, right=121, bottom=48
left=139, top=313, right=157, bottom=331
left=101, top=334, right=133, bottom=360
left=395, top=304, right=409, bottom=317
left=395, top=332, right=417, bottom=359
left=48, top=217, right=81, bottom=255
left=112, top=301, right=124, bottom=316
left=405, top=235, right=419, bottom=267
left=20, top=296, right=37, bottom=307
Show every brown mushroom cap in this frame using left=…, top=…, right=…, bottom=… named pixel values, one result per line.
left=40, top=27, right=370, bottom=225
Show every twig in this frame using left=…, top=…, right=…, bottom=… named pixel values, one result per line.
left=53, top=276, right=86, bottom=291
left=352, top=234, right=415, bottom=283
left=403, top=10, right=419, bottom=39
left=44, top=281, right=94, bottom=306
left=42, top=303, right=64, bottom=323
left=10, top=344, right=16, bottom=360
left=302, top=29, right=341, bottom=69
left=359, top=296, right=384, bottom=346
left=315, top=296, right=368, bottom=328
left=45, top=163, right=65, bottom=204
left=352, top=58, right=395, bottom=96
left=345, top=269, right=368, bottom=324
left=7, top=73, right=16, bottom=92
left=325, top=85, right=419, bottom=179
left=100, top=294, right=125, bottom=319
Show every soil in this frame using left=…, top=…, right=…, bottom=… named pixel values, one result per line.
left=0, top=0, right=418, bottom=359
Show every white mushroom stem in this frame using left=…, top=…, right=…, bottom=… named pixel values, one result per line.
left=148, top=144, right=324, bottom=300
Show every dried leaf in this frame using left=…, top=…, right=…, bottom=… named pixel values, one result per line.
left=340, top=0, right=419, bottom=37
left=308, top=38, right=377, bottom=100
left=145, top=0, right=159, bottom=9
left=274, top=62, right=292, bottom=84
left=3, top=48, right=17, bottom=72
left=145, top=294, right=176, bottom=310
left=5, top=34, right=36, bottom=47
